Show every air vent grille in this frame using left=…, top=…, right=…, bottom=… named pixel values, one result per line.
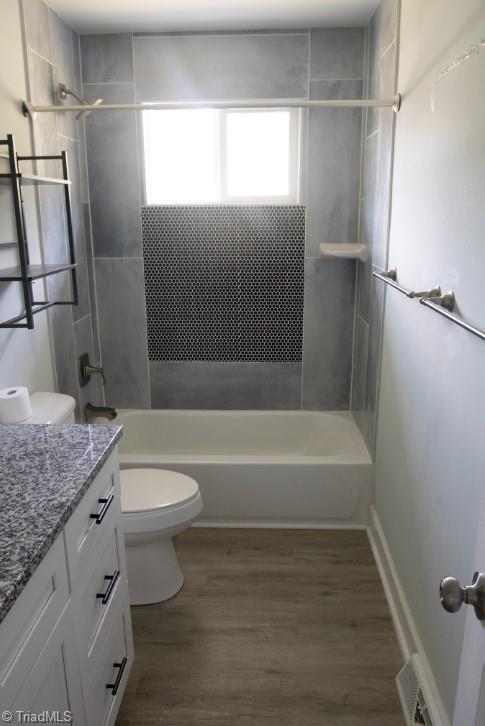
left=396, top=655, right=434, bottom=726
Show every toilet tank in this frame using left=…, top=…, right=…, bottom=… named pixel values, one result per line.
left=23, top=392, right=76, bottom=424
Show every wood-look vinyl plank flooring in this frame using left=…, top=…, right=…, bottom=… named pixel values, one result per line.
left=117, top=528, right=404, bottom=726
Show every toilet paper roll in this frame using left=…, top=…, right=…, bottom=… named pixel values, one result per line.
left=0, top=386, right=33, bottom=424
left=91, top=416, right=111, bottom=424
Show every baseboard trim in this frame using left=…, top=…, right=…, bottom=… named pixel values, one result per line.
left=194, top=519, right=367, bottom=530
left=367, top=505, right=451, bottom=726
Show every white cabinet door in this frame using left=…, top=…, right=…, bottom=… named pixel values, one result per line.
left=11, top=607, right=85, bottom=725
left=451, top=491, right=485, bottom=725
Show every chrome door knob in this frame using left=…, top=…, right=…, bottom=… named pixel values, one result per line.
left=440, top=572, right=485, bottom=621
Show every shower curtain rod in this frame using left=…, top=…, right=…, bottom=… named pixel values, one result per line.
left=22, top=94, right=402, bottom=118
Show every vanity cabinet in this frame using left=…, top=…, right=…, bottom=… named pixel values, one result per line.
left=0, top=449, right=133, bottom=725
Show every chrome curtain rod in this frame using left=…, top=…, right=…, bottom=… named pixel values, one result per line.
left=373, top=268, right=485, bottom=343
left=22, top=94, right=402, bottom=118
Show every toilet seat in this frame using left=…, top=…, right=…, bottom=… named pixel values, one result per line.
left=121, top=468, right=199, bottom=512
left=120, top=468, right=203, bottom=535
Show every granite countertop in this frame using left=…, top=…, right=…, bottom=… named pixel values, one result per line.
left=0, top=423, right=122, bottom=625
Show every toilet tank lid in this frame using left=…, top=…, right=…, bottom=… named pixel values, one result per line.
left=27, top=392, right=76, bottom=424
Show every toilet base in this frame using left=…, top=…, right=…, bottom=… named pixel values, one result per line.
left=125, top=531, right=184, bottom=605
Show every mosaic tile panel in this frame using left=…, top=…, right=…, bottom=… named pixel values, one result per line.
left=142, top=205, right=305, bottom=361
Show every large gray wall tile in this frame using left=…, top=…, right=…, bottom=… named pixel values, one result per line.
left=133, top=33, right=309, bottom=100
left=95, top=258, right=150, bottom=408
left=37, top=186, right=67, bottom=263
left=26, top=49, right=60, bottom=178
left=49, top=10, right=78, bottom=140
left=22, top=0, right=52, bottom=62
left=309, top=28, right=364, bottom=80
left=150, top=361, right=302, bottom=410
left=84, top=83, right=142, bottom=256
left=81, top=34, right=133, bottom=83
left=301, top=258, right=356, bottom=409
left=306, top=80, right=363, bottom=255
left=310, top=78, right=363, bottom=101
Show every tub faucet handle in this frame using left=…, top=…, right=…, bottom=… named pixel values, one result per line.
left=79, top=353, right=106, bottom=387
left=84, top=364, right=106, bottom=386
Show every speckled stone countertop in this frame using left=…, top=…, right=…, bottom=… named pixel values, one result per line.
left=0, top=423, right=122, bottom=625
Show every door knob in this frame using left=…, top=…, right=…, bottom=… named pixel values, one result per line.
left=440, top=572, right=485, bottom=621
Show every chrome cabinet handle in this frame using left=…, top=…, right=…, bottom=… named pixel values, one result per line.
left=106, top=657, right=128, bottom=696
left=90, top=493, right=114, bottom=524
left=440, top=572, right=485, bottom=620
left=96, top=569, right=120, bottom=605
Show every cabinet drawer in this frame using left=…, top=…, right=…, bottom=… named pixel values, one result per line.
left=0, top=536, right=69, bottom=708
left=75, top=526, right=126, bottom=678
left=85, top=592, right=133, bottom=726
left=64, top=451, right=120, bottom=583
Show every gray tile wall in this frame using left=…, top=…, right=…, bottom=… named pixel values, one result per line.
left=80, top=28, right=365, bottom=411
left=83, top=83, right=142, bottom=257
left=351, top=0, right=399, bottom=453
left=150, top=361, right=302, bottom=410
left=22, top=0, right=104, bottom=419
left=302, top=258, right=356, bottom=409
left=132, top=34, right=309, bottom=101
left=94, top=258, right=150, bottom=408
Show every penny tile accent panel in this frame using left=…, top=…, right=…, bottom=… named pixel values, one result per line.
left=142, top=205, right=305, bottom=362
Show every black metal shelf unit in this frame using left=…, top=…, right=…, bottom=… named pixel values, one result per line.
left=0, top=133, right=78, bottom=329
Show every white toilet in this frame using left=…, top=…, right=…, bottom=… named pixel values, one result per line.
left=18, top=392, right=203, bottom=605
left=120, top=469, right=203, bottom=605
left=20, top=391, right=76, bottom=424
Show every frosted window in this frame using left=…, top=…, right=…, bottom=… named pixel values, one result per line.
left=226, top=111, right=291, bottom=198
left=143, top=109, right=219, bottom=204
left=143, top=108, right=299, bottom=204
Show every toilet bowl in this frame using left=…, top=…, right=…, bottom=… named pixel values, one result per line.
left=120, top=468, right=203, bottom=605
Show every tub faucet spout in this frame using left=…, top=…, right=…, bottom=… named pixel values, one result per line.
left=85, top=403, right=117, bottom=422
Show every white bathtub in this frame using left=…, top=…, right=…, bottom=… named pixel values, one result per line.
left=117, top=410, right=373, bottom=528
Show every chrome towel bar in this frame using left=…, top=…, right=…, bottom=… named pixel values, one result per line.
left=420, top=295, right=485, bottom=342
left=372, top=268, right=441, bottom=299
left=373, top=267, right=485, bottom=342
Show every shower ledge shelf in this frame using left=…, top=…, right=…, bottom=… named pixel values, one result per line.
left=319, top=243, right=367, bottom=261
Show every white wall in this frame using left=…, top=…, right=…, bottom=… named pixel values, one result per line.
left=0, top=0, right=55, bottom=392
left=375, top=0, right=485, bottom=719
